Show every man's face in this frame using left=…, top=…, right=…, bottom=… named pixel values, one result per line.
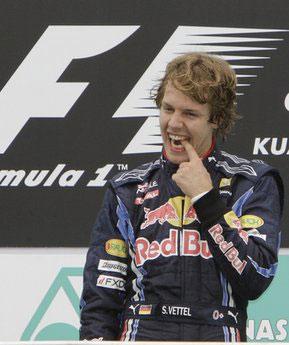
left=159, top=81, right=217, bottom=165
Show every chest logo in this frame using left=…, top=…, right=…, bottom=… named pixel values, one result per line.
left=140, top=196, right=198, bottom=229
left=135, top=229, right=212, bottom=266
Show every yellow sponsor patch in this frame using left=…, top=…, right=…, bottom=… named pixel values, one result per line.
left=219, top=178, right=232, bottom=188
left=105, top=239, right=127, bottom=258
left=240, top=215, right=264, bottom=228
left=224, top=211, right=241, bottom=228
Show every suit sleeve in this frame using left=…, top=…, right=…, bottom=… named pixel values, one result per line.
left=194, top=173, right=283, bottom=300
left=79, top=185, right=128, bottom=340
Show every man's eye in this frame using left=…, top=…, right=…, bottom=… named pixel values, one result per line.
left=185, top=111, right=197, bottom=117
left=163, top=106, right=173, bottom=112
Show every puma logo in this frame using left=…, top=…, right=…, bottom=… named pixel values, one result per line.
left=228, top=310, right=238, bottom=324
left=129, top=304, right=139, bottom=315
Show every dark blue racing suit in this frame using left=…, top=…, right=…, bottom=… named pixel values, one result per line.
left=80, top=147, right=283, bottom=342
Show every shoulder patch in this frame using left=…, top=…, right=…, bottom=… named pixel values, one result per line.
left=216, top=160, right=257, bottom=177
left=220, top=151, right=250, bottom=164
left=213, top=150, right=273, bottom=181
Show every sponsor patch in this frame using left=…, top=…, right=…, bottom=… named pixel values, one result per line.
left=135, top=229, right=211, bottom=266
left=240, top=215, right=264, bottom=228
left=96, top=274, right=125, bottom=291
left=247, top=229, right=267, bottom=241
left=219, top=178, right=232, bottom=188
left=223, top=212, right=264, bottom=243
left=139, top=305, right=152, bottom=315
left=219, top=190, right=232, bottom=196
left=98, top=259, right=127, bottom=276
left=224, top=211, right=242, bottom=229
left=137, top=182, right=149, bottom=194
left=136, top=181, right=158, bottom=194
left=105, top=239, right=127, bottom=258
left=208, top=224, right=247, bottom=274
left=140, top=196, right=198, bottom=229
left=134, top=189, right=159, bottom=205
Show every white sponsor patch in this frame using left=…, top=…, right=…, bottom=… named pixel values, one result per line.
left=98, top=259, right=127, bottom=276
left=97, top=274, right=126, bottom=291
left=247, top=229, right=267, bottom=241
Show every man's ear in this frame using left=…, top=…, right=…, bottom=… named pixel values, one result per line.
left=210, top=120, right=218, bottom=130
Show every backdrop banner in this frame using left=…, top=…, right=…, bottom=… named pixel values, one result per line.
left=0, top=0, right=288, bottom=247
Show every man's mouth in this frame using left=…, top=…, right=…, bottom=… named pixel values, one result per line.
left=168, top=134, right=189, bottom=151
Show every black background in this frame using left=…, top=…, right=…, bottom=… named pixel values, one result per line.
left=0, top=0, right=288, bottom=246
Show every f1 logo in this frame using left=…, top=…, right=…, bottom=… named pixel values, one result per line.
left=0, top=25, right=139, bottom=154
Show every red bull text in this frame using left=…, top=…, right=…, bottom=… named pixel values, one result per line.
left=135, top=229, right=212, bottom=266
left=208, top=224, right=247, bottom=274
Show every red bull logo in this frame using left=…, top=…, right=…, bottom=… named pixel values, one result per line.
left=140, top=196, right=198, bottom=230
left=208, top=224, right=247, bottom=274
left=141, top=202, right=178, bottom=229
left=135, top=229, right=212, bottom=266
left=184, top=205, right=197, bottom=223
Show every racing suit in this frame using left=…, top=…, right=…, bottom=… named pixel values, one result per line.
left=80, top=147, right=283, bottom=341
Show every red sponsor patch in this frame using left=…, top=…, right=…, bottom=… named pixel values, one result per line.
left=134, top=189, right=159, bottom=205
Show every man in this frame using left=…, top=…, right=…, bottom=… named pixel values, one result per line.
left=80, top=53, right=283, bottom=341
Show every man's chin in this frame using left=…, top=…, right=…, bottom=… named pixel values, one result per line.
left=165, top=151, right=188, bottom=165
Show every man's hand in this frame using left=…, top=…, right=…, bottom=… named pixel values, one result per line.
left=172, top=140, right=213, bottom=199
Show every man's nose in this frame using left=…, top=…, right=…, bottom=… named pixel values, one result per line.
left=168, top=111, right=183, bottom=129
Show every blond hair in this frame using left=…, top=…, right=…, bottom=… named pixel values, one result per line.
left=154, top=52, right=240, bottom=139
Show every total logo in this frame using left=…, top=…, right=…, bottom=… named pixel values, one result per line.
left=140, top=196, right=198, bottom=230
left=135, top=228, right=212, bottom=266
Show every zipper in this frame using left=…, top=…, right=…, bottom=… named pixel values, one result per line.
left=180, top=197, right=185, bottom=340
